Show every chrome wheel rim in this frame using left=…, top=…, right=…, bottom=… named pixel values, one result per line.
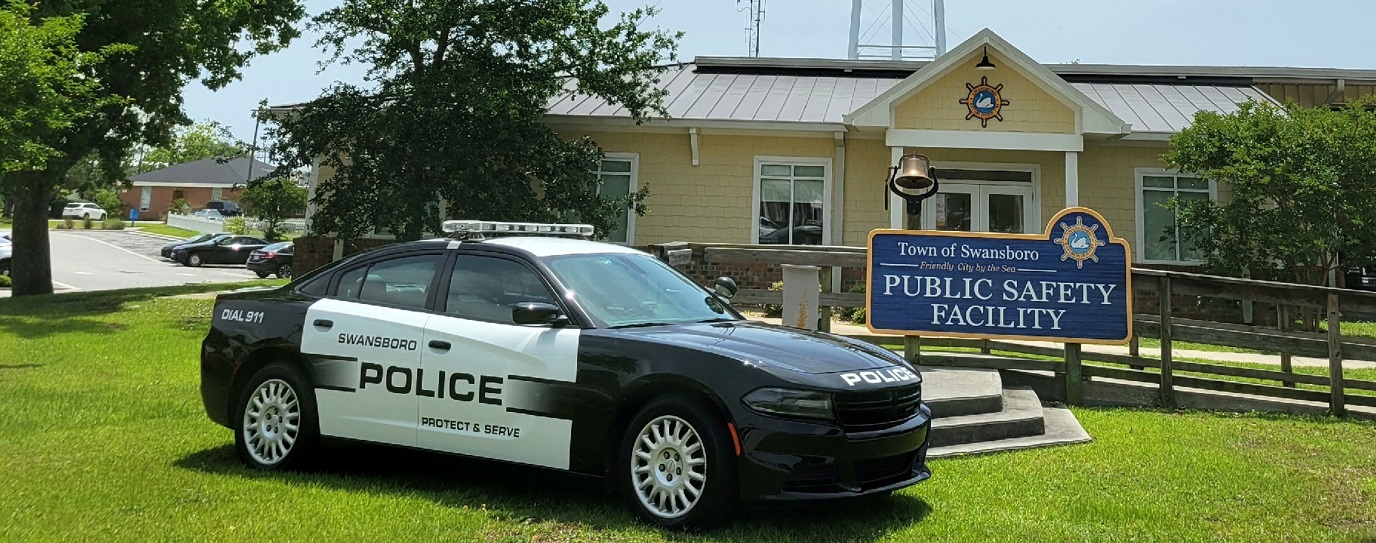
left=280, top=265, right=291, bottom=278
left=630, top=415, right=707, bottom=519
left=241, top=379, right=301, bottom=465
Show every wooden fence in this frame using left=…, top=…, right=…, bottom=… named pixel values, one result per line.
left=650, top=242, right=1376, bottom=417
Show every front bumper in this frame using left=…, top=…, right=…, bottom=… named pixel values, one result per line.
left=736, top=403, right=932, bottom=501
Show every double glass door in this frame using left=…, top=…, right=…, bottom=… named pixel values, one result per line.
left=922, top=183, right=1034, bottom=234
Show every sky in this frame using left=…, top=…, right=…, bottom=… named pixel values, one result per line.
left=186, top=0, right=1376, bottom=143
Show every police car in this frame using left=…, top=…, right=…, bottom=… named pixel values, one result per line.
left=200, top=220, right=931, bottom=529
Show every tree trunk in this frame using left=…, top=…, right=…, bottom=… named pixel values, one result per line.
left=11, top=171, right=56, bottom=296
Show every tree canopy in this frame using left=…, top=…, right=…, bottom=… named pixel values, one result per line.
left=0, top=0, right=304, bottom=295
left=1165, top=99, right=1376, bottom=287
left=241, top=179, right=308, bottom=241
left=265, top=0, right=681, bottom=242
left=134, top=121, right=246, bottom=175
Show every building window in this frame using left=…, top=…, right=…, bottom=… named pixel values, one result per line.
left=594, top=155, right=637, bottom=244
left=1136, top=170, right=1215, bottom=263
left=755, top=158, right=829, bottom=245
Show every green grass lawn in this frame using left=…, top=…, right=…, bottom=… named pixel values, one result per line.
left=2, top=287, right=1375, bottom=542
left=131, top=222, right=199, bottom=238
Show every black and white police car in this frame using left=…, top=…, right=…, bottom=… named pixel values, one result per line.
left=201, top=220, right=931, bottom=529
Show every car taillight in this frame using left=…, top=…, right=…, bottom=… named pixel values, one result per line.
left=265, top=252, right=276, bottom=258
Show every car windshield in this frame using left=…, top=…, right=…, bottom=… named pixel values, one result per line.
left=545, top=253, right=739, bottom=328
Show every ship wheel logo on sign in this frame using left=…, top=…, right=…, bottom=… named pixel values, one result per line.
left=959, top=76, right=1010, bottom=128
left=1054, top=216, right=1106, bottom=268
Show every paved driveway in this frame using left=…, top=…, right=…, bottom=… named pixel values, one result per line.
left=1, top=229, right=258, bottom=296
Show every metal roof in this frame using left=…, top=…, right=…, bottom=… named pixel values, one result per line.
left=129, top=157, right=277, bottom=186
left=1071, top=82, right=1280, bottom=134
left=546, top=64, right=903, bottom=124
left=547, top=63, right=1274, bottom=134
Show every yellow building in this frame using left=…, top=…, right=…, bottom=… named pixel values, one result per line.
left=300, top=29, right=1376, bottom=273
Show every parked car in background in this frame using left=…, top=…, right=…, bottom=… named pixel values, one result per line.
left=246, top=241, right=293, bottom=279
left=204, top=200, right=243, bottom=217
left=62, top=202, right=107, bottom=220
left=192, top=209, right=225, bottom=221
left=0, top=233, right=11, bottom=245
left=161, top=232, right=231, bottom=259
left=171, top=235, right=269, bottom=267
left=0, top=243, right=10, bottom=277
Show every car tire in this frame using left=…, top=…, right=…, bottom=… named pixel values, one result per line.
left=186, top=253, right=203, bottom=267
left=233, top=362, right=319, bottom=470
left=618, top=394, right=738, bottom=530
left=255, top=271, right=270, bottom=279
left=0, top=260, right=9, bottom=277
left=276, top=264, right=291, bottom=279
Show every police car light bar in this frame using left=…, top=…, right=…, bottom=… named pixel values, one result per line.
left=442, top=220, right=595, bottom=237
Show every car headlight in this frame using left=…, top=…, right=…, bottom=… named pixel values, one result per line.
left=742, top=388, right=834, bottom=420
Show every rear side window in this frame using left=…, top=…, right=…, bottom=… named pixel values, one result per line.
left=334, top=253, right=442, bottom=310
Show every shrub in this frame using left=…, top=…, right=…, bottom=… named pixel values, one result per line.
left=762, top=281, right=784, bottom=318
left=167, top=198, right=192, bottom=216
left=82, top=216, right=94, bottom=229
left=56, top=219, right=74, bottom=230
left=0, top=275, right=10, bottom=288
left=841, top=284, right=867, bottom=324
left=103, top=219, right=126, bottom=231
left=224, top=216, right=248, bottom=235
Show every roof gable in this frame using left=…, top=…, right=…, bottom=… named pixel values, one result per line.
left=844, top=28, right=1131, bottom=135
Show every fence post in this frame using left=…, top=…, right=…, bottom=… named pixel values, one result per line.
left=1065, top=343, right=1083, bottom=406
left=980, top=339, right=991, bottom=354
left=1278, top=304, right=1295, bottom=388
left=1328, top=294, right=1345, bottom=417
left=904, top=335, right=921, bottom=366
left=818, top=267, right=833, bottom=333
left=1159, top=276, right=1176, bottom=409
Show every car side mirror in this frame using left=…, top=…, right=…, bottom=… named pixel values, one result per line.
left=714, top=276, right=738, bottom=300
left=512, top=302, right=569, bottom=327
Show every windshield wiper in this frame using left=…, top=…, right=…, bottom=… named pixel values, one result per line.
left=608, top=321, right=678, bottom=329
left=694, top=317, right=737, bottom=324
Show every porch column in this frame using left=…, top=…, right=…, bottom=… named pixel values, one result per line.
left=1065, top=151, right=1080, bottom=207
left=889, top=146, right=904, bottom=229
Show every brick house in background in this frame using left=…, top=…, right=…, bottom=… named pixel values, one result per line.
left=120, top=157, right=276, bottom=220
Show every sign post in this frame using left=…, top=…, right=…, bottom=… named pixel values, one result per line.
left=866, top=207, right=1133, bottom=401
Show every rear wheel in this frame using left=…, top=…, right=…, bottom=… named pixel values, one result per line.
left=186, top=253, right=203, bottom=267
left=619, top=395, right=737, bottom=530
left=255, top=271, right=270, bottom=279
left=234, top=363, right=318, bottom=470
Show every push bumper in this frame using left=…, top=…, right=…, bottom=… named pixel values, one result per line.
left=735, top=403, right=932, bottom=501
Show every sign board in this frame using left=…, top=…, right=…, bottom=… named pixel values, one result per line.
left=866, top=207, right=1132, bottom=344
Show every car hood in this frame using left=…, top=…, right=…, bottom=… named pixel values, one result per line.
left=610, top=321, right=909, bottom=375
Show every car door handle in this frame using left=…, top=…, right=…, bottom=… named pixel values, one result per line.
left=313, top=319, right=333, bottom=329
left=428, top=340, right=451, bottom=351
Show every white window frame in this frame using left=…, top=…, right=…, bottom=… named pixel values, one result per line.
left=752, top=156, right=833, bottom=245
left=1134, top=167, right=1217, bottom=265
left=923, top=161, right=1042, bottom=232
left=595, top=153, right=639, bottom=245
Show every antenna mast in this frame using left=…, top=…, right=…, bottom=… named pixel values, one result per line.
left=737, top=0, right=765, bottom=57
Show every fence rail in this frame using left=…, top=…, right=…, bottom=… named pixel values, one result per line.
left=164, top=213, right=305, bottom=237
left=654, top=241, right=1376, bottom=417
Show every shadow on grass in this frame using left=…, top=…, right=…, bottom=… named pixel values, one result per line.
left=176, top=442, right=932, bottom=541
left=0, top=282, right=273, bottom=339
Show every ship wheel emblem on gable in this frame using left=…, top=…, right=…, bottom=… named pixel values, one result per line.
left=1054, top=216, right=1107, bottom=269
left=959, top=76, right=1010, bottom=128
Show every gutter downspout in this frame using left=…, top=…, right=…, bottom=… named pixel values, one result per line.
left=832, top=131, right=846, bottom=293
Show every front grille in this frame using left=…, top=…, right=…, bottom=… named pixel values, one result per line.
left=834, top=383, right=922, bottom=432
left=854, top=451, right=918, bottom=489
left=781, top=460, right=840, bottom=492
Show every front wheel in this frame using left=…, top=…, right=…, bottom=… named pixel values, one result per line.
left=234, top=363, right=319, bottom=470
left=619, top=395, right=737, bottom=530
left=186, top=253, right=203, bottom=267
left=276, top=264, right=291, bottom=279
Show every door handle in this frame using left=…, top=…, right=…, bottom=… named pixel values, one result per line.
left=313, top=319, right=333, bottom=329
left=428, top=340, right=451, bottom=351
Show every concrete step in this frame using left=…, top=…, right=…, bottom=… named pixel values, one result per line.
left=928, top=403, right=1092, bottom=458
left=928, top=388, right=1045, bottom=448
left=921, top=367, right=1003, bottom=418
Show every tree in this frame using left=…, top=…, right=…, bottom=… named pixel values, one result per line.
left=1165, top=100, right=1376, bottom=293
left=264, top=0, right=680, bottom=242
left=133, top=121, right=245, bottom=174
left=0, top=0, right=303, bottom=296
left=241, top=178, right=307, bottom=241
